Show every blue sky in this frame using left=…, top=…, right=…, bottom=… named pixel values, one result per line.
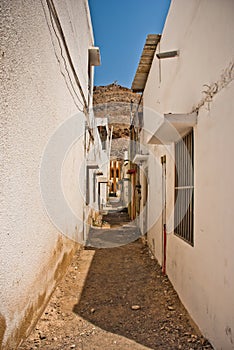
left=89, top=0, right=171, bottom=88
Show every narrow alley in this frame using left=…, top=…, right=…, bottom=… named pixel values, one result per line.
left=1, top=1, right=234, bottom=349
left=19, top=213, right=213, bottom=350
left=86, top=210, right=141, bottom=248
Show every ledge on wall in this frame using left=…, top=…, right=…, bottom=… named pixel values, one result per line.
left=147, top=112, right=197, bottom=144
left=132, top=154, right=149, bottom=165
left=89, top=47, right=101, bottom=66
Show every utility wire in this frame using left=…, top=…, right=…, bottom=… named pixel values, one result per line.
left=46, top=0, right=89, bottom=113
left=40, top=0, right=94, bottom=140
left=40, top=0, right=83, bottom=112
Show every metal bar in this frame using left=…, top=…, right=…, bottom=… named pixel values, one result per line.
left=175, top=186, right=194, bottom=190
left=174, top=131, right=194, bottom=244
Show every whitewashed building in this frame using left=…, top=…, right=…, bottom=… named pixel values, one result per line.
left=85, top=116, right=111, bottom=220
left=0, top=0, right=100, bottom=348
left=132, top=1, right=234, bottom=349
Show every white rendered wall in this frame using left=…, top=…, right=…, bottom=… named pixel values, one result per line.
left=143, top=0, right=234, bottom=348
left=0, top=0, right=94, bottom=348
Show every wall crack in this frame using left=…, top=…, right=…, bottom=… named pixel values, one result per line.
left=193, top=60, right=234, bottom=112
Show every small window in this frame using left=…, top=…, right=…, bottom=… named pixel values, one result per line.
left=174, top=131, right=194, bottom=245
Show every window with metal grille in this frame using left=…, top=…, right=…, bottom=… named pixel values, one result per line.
left=174, top=130, right=194, bottom=246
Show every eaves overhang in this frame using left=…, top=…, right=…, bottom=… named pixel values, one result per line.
left=86, top=161, right=98, bottom=167
left=97, top=176, right=108, bottom=183
left=132, top=154, right=149, bottom=165
left=147, top=112, right=198, bottom=144
left=131, top=34, right=161, bottom=92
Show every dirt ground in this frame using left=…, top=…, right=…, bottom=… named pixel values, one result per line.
left=19, top=237, right=213, bottom=350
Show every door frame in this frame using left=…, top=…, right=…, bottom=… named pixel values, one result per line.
left=161, top=155, right=167, bottom=275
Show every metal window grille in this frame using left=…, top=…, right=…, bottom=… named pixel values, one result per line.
left=174, top=131, right=194, bottom=246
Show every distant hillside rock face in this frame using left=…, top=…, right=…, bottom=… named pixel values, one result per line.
left=93, top=84, right=142, bottom=142
left=93, top=84, right=141, bottom=105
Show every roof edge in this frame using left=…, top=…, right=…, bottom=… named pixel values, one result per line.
left=131, top=34, right=161, bottom=92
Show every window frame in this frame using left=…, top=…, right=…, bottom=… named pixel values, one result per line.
left=174, top=130, right=194, bottom=246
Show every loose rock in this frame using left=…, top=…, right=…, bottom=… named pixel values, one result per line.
left=131, top=305, right=141, bottom=310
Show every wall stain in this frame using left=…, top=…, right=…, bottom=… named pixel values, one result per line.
left=225, top=326, right=233, bottom=344
left=54, top=250, right=74, bottom=281
left=4, top=292, right=46, bottom=350
left=0, top=314, right=6, bottom=349
left=2, top=236, right=78, bottom=350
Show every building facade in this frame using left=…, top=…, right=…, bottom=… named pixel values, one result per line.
left=0, top=1, right=100, bottom=348
left=132, top=1, right=234, bottom=349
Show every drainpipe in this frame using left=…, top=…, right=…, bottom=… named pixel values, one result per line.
left=162, top=224, right=167, bottom=275
left=161, top=155, right=167, bottom=275
left=108, top=125, right=113, bottom=183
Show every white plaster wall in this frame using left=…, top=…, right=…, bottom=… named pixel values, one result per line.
left=61, top=129, right=86, bottom=243
left=0, top=0, right=94, bottom=348
left=156, top=0, right=234, bottom=113
left=143, top=0, right=234, bottom=348
left=146, top=144, right=175, bottom=264
left=55, top=0, right=94, bottom=104
left=85, top=118, right=110, bottom=214
left=167, top=83, right=234, bottom=350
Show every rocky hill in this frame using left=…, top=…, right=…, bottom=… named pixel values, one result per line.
left=93, top=83, right=142, bottom=158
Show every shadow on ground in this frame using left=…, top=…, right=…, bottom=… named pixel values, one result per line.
left=72, top=240, right=212, bottom=350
